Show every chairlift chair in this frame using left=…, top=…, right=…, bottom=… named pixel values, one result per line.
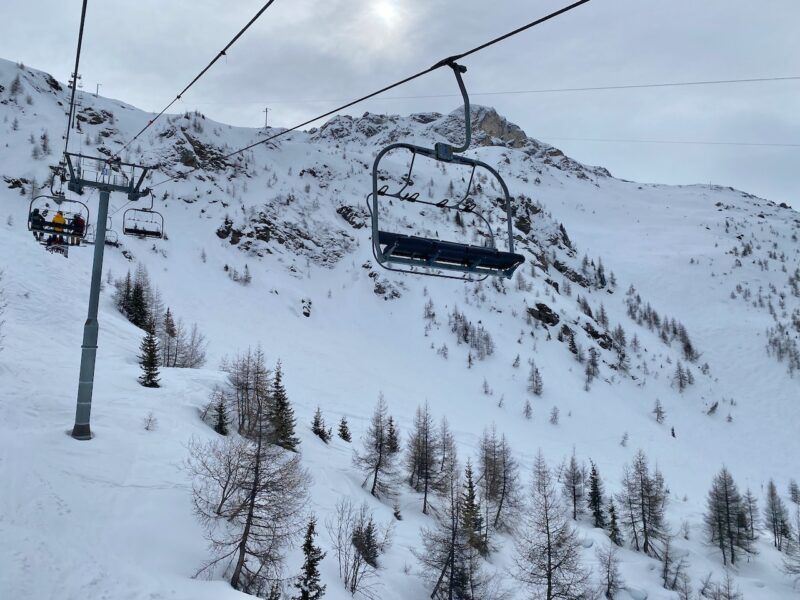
left=369, top=61, right=524, bottom=280
left=122, top=194, right=164, bottom=239
left=27, top=193, right=90, bottom=248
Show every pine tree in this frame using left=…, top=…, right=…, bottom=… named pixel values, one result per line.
left=137, top=321, right=161, bottom=388
left=293, top=516, right=326, bottom=600
left=269, top=361, right=299, bottom=451
left=607, top=500, right=624, bottom=546
left=161, top=307, right=177, bottom=367
left=337, top=416, right=351, bottom=442
left=311, top=407, right=330, bottom=443
left=213, top=392, right=229, bottom=436
left=386, top=415, right=400, bottom=455
left=588, top=461, right=606, bottom=528
left=461, top=460, right=486, bottom=554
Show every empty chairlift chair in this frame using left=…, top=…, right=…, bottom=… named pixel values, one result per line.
left=122, top=195, right=164, bottom=239
left=369, top=61, right=525, bottom=280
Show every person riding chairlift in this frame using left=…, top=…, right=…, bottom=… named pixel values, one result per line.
left=71, top=213, right=85, bottom=246
left=30, top=208, right=45, bottom=241
left=52, top=210, right=66, bottom=233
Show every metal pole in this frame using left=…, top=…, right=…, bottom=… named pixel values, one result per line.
left=95, top=83, right=101, bottom=98
left=71, top=189, right=110, bottom=440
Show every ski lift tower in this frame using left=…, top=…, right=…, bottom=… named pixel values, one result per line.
left=63, top=152, right=152, bottom=440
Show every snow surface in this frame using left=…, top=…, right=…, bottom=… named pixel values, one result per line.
left=1, top=57, right=799, bottom=599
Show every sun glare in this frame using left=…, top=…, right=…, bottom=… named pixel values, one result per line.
left=372, top=1, right=400, bottom=28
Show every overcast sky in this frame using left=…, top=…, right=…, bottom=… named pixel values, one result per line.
left=2, top=0, right=798, bottom=204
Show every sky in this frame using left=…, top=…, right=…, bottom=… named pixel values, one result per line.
left=2, top=0, right=798, bottom=205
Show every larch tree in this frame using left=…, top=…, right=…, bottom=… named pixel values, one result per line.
left=704, top=467, right=753, bottom=566
left=188, top=408, right=309, bottom=595
left=764, top=479, right=792, bottom=551
left=514, top=451, right=590, bottom=600
left=528, top=361, right=544, bottom=396
left=562, top=450, right=585, bottom=521
left=492, top=433, right=520, bottom=531
left=616, top=450, right=667, bottom=556
left=406, top=402, right=439, bottom=514
left=596, top=542, right=624, bottom=599
left=353, top=395, right=398, bottom=499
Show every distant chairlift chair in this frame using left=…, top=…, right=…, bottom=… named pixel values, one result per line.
left=122, top=194, right=164, bottom=239
left=369, top=60, right=525, bottom=280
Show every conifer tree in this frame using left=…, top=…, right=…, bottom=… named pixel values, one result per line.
left=652, top=398, right=666, bottom=424
left=213, top=392, right=229, bottom=436
left=585, top=348, right=600, bottom=389
left=616, top=450, right=667, bottom=555
left=138, top=321, right=161, bottom=388
left=607, top=500, right=624, bottom=546
left=764, top=479, right=792, bottom=551
left=406, top=402, right=439, bottom=514
left=311, top=407, right=330, bottom=443
left=514, top=451, right=590, bottom=599
left=588, top=461, right=606, bottom=528
left=161, top=307, right=177, bottom=367
left=704, top=466, right=751, bottom=565
left=528, top=361, right=544, bottom=396
left=742, top=488, right=759, bottom=543
left=353, top=395, right=398, bottom=499
left=386, top=415, right=400, bottom=455
left=460, top=460, right=486, bottom=555
left=269, top=361, right=299, bottom=451
left=337, top=416, right=351, bottom=442
left=293, top=516, right=326, bottom=600
left=562, top=450, right=585, bottom=521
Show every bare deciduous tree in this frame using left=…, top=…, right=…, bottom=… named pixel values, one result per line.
left=187, top=412, right=309, bottom=595
left=326, top=498, right=391, bottom=599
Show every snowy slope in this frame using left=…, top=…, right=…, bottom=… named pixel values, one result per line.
left=1, top=57, right=799, bottom=600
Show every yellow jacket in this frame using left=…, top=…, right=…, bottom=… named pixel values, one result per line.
left=52, top=212, right=66, bottom=232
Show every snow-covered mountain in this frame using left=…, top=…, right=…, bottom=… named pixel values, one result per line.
left=1, top=57, right=799, bottom=600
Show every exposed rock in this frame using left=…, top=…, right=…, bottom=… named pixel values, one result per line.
left=553, top=260, right=591, bottom=288
left=527, top=303, right=560, bottom=326
left=583, top=322, right=614, bottom=350
left=336, top=205, right=368, bottom=229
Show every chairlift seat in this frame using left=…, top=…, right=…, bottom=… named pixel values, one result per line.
left=123, top=226, right=162, bottom=238
left=378, top=231, right=524, bottom=274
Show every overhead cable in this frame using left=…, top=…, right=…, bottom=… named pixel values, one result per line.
left=151, top=0, right=593, bottom=187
